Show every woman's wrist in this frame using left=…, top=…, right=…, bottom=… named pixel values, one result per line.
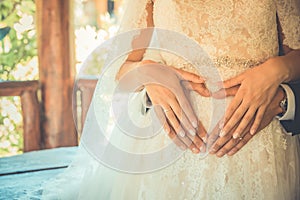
left=117, top=60, right=158, bottom=81
left=137, top=60, right=161, bottom=91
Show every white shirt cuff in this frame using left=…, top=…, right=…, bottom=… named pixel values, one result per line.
left=279, top=84, right=295, bottom=121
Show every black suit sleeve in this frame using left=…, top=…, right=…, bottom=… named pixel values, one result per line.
left=280, top=82, right=300, bottom=136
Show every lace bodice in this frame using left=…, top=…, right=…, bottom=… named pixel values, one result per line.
left=153, top=0, right=300, bottom=61
left=124, top=0, right=300, bottom=60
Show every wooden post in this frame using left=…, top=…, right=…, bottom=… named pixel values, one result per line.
left=21, top=90, right=41, bottom=151
left=36, top=0, right=77, bottom=148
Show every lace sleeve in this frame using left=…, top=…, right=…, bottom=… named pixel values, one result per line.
left=276, top=0, right=300, bottom=49
left=119, top=0, right=153, bottom=33
left=142, top=30, right=165, bottom=64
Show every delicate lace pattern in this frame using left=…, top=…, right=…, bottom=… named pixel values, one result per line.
left=275, top=0, right=300, bottom=49
left=119, top=0, right=152, bottom=32
left=154, top=0, right=281, bottom=61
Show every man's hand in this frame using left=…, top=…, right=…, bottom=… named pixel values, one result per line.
left=209, top=86, right=285, bottom=157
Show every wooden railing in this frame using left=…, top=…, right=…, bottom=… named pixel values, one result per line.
left=0, top=79, right=97, bottom=152
left=0, top=81, right=41, bottom=152
left=74, top=78, right=98, bottom=134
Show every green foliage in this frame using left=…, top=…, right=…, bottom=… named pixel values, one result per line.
left=0, top=0, right=37, bottom=157
left=0, top=27, right=11, bottom=40
left=0, top=0, right=37, bottom=80
left=0, top=97, right=23, bottom=157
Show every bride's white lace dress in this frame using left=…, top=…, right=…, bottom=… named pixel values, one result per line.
left=42, top=0, right=300, bottom=199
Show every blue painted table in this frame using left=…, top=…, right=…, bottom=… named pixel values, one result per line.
left=0, top=147, right=77, bottom=199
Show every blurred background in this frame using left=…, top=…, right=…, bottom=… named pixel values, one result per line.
left=0, top=0, right=124, bottom=157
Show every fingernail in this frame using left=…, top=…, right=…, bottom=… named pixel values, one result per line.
left=250, top=128, right=256, bottom=135
left=216, top=151, right=224, bottom=157
left=219, top=122, right=224, bottom=129
left=192, top=121, right=198, bottom=128
left=179, top=131, right=185, bottom=137
left=180, top=145, right=186, bottom=150
left=192, top=148, right=199, bottom=154
left=209, top=148, right=216, bottom=154
left=189, top=129, right=196, bottom=136
left=228, top=150, right=237, bottom=156
left=202, top=135, right=207, bottom=143
left=219, top=130, right=226, bottom=137
left=233, top=132, right=239, bottom=139
left=198, top=77, right=206, bottom=82
left=205, top=90, right=211, bottom=96
left=200, top=146, right=205, bottom=153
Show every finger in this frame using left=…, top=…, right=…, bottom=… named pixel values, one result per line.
left=174, top=89, right=198, bottom=129
left=215, top=129, right=249, bottom=157
left=209, top=122, right=236, bottom=154
left=163, top=120, right=171, bottom=135
left=163, top=110, right=197, bottom=153
left=164, top=105, right=202, bottom=154
left=187, top=121, right=206, bottom=152
left=178, top=134, right=200, bottom=154
left=220, top=97, right=245, bottom=137
left=227, top=133, right=253, bottom=156
left=164, top=107, right=186, bottom=138
left=169, top=99, right=196, bottom=137
left=232, top=107, right=257, bottom=139
left=215, top=136, right=241, bottom=157
left=222, top=72, right=245, bottom=88
left=217, top=117, right=254, bottom=157
left=189, top=134, right=205, bottom=152
left=165, top=112, right=200, bottom=154
left=250, top=106, right=267, bottom=135
left=209, top=133, right=232, bottom=154
left=154, top=106, right=188, bottom=151
left=197, top=120, right=208, bottom=143
left=167, top=126, right=187, bottom=151
left=206, top=122, right=222, bottom=150
left=173, top=67, right=205, bottom=83
left=153, top=105, right=170, bottom=133
left=169, top=99, right=204, bottom=151
left=212, top=86, right=239, bottom=99
left=181, top=81, right=210, bottom=97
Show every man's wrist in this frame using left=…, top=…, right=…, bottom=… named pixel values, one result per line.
left=267, top=57, right=290, bottom=83
left=278, top=84, right=295, bottom=120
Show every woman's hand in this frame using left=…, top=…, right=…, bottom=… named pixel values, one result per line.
left=213, top=58, right=288, bottom=139
left=139, top=61, right=210, bottom=153
left=209, top=86, right=285, bottom=157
